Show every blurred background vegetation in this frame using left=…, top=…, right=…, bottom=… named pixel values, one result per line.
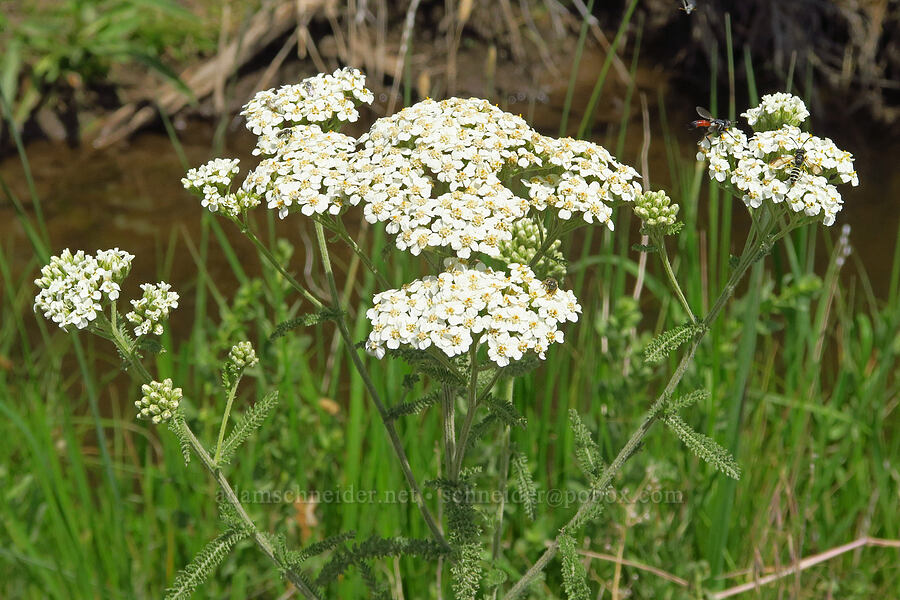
left=1, top=1, right=898, bottom=598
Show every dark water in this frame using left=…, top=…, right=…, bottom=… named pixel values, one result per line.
left=2, top=74, right=898, bottom=305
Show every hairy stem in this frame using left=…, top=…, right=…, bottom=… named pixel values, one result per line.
left=213, top=378, right=240, bottom=465
left=502, top=223, right=769, bottom=599
left=107, top=330, right=321, bottom=599
left=239, top=220, right=324, bottom=310
left=312, top=221, right=450, bottom=550
left=451, top=343, right=481, bottom=479
left=654, top=233, right=695, bottom=322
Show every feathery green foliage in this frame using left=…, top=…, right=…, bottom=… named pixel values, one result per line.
left=663, top=414, right=741, bottom=479
left=569, top=410, right=604, bottom=482
left=217, top=391, right=279, bottom=465
left=165, top=528, right=250, bottom=600
left=167, top=411, right=192, bottom=465
left=268, top=308, right=342, bottom=341
left=558, top=531, right=590, bottom=600
left=314, top=535, right=448, bottom=588
left=666, top=389, right=710, bottom=414
left=284, top=531, right=357, bottom=568
left=386, top=347, right=467, bottom=385
left=429, top=476, right=484, bottom=600
left=643, top=323, right=703, bottom=364
left=385, top=389, right=444, bottom=420
left=511, top=450, right=538, bottom=521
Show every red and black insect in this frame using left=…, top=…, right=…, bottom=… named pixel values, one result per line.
left=689, top=106, right=733, bottom=140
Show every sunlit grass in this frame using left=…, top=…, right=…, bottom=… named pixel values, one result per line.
left=1, top=10, right=898, bottom=600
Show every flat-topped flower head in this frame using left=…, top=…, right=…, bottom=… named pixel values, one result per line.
left=241, top=124, right=358, bottom=219
left=365, top=259, right=580, bottom=366
left=182, top=158, right=258, bottom=218
left=136, top=378, right=182, bottom=424
left=241, top=67, right=373, bottom=136
left=523, top=135, right=642, bottom=228
left=34, top=248, right=134, bottom=330
left=126, top=282, right=179, bottom=337
left=741, top=93, right=810, bottom=131
left=697, top=123, right=857, bottom=226
left=349, top=97, right=540, bottom=258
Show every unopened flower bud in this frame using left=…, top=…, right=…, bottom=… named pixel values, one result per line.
left=136, top=379, right=182, bottom=424
left=634, top=191, right=679, bottom=232
left=228, top=341, right=259, bottom=371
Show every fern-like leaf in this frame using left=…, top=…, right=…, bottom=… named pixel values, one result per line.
left=283, top=531, right=356, bottom=568
left=218, top=391, right=279, bottom=465
left=569, top=410, right=604, bottom=482
left=165, top=528, right=249, bottom=599
left=483, top=393, right=526, bottom=429
left=315, top=536, right=447, bottom=587
left=663, top=414, right=741, bottom=479
left=269, top=308, right=342, bottom=341
left=644, top=323, right=703, bottom=364
left=666, top=388, right=710, bottom=414
left=167, top=411, right=192, bottom=465
left=510, top=450, right=537, bottom=521
left=385, top=389, right=443, bottom=421
left=558, top=531, right=590, bottom=600
left=631, top=243, right=659, bottom=253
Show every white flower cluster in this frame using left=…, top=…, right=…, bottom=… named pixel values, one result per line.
left=126, top=283, right=179, bottom=337
left=242, top=124, right=358, bottom=218
left=181, top=158, right=258, bottom=218
left=741, top=92, right=810, bottom=130
left=241, top=67, right=373, bottom=136
left=34, top=248, right=134, bottom=330
left=523, top=136, right=642, bottom=229
left=136, top=378, right=182, bottom=424
left=349, top=97, right=539, bottom=257
left=698, top=123, right=857, bottom=226
left=365, top=260, right=580, bottom=366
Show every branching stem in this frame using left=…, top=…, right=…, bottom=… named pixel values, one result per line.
left=311, top=220, right=450, bottom=551
left=502, top=215, right=773, bottom=599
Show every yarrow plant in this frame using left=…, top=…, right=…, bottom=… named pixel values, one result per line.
left=697, top=93, right=857, bottom=226
left=365, top=259, right=580, bottom=365
left=36, top=70, right=858, bottom=599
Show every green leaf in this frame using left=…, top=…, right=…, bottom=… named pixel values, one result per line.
left=666, top=389, right=710, bottom=414
left=269, top=309, right=342, bottom=341
left=569, top=410, right=604, bottom=482
left=511, top=450, right=537, bottom=521
left=631, top=243, right=658, bottom=253
left=385, top=389, right=443, bottom=421
left=218, top=391, right=279, bottom=465
left=559, top=531, right=590, bottom=600
left=165, top=528, right=249, bottom=599
left=663, top=414, right=741, bottom=479
left=167, top=411, right=191, bottom=465
left=644, top=323, right=703, bottom=364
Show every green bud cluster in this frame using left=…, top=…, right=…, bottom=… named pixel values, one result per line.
left=228, top=341, right=259, bottom=371
left=497, top=219, right=566, bottom=279
left=136, top=378, right=182, bottom=424
left=634, top=191, right=680, bottom=232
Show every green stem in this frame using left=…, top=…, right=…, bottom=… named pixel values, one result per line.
left=240, top=219, right=324, bottom=310
left=451, top=342, right=481, bottom=479
left=490, top=380, right=514, bottom=596
left=107, top=335, right=321, bottom=600
left=328, top=216, right=389, bottom=288
left=312, top=221, right=450, bottom=551
left=213, top=379, right=240, bottom=465
left=502, top=221, right=772, bottom=600
left=654, top=233, right=695, bottom=322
